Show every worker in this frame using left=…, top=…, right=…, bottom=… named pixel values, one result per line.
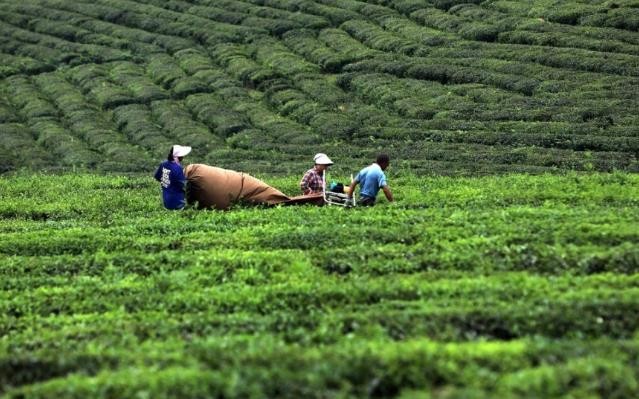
left=300, top=153, right=333, bottom=194
left=153, top=144, right=191, bottom=210
left=347, top=153, right=394, bottom=206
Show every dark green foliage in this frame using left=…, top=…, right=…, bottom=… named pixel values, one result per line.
left=0, top=13, right=130, bottom=64
left=65, top=63, right=137, bottom=109
left=110, top=62, right=168, bottom=103
left=0, top=96, right=17, bottom=123
left=173, top=48, right=217, bottom=75
left=0, top=53, right=52, bottom=78
left=183, top=92, right=251, bottom=138
left=146, top=53, right=187, bottom=90
left=111, top=103, right=172, bottom=153
left=252, top=0, right=361, bottom=25
left=341, top=19, right=419, bottom=54
left=346, top=58, right=541, bottom=95
left=432, top=0, right=484, bottom=11
left=19, top=0, right=624, bottom=176
left=260, top=77, right=359, bottom=139
left=498, top=30, right=639, bottom=56
left=203, top=0, right=330, bottom=32
left=282, top=29, right=350, bottom=72
left=32, top=72, right=151, bottom=170
left=151, top=99, right=222, bottom=153
left=318, top=27, right=381, bottom=61
left=0, top=123, right=52, bottom=171
left=29, top=118, right=97, bottom=167
left=211, top=43, right=282, bottom=86
left=254, top=37, right=320, bottom=75
left=582, top=8, right=639, bottom=31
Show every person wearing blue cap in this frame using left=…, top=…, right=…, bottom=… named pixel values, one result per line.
left=153, top=144, right=191, bottom=210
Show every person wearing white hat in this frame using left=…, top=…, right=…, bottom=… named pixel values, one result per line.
left=153, top=144, right=192, bottom=209
left=300, top=153, right=333, bottom=195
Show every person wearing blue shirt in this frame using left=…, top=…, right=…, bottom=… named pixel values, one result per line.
left=347, top=154, right=394, bottom=206
left=154, top=145, right=191, bottom=210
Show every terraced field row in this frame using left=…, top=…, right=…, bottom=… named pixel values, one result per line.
left=1, top=0, right=638, bottom=174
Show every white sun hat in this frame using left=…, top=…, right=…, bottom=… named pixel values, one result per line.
left=313, top=153, right=333, bottom=165
left=173, top=145, right=192, bottom=157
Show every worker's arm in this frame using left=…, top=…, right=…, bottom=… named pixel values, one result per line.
left=382, top=185, right=394, bottom=202
left=300, top=171, right=314, bottom=194
left=153, top=165, right=162, bottom=182
left=347, top=180, right=358, bottom=198
left=300, top=176, right=309, bottom=194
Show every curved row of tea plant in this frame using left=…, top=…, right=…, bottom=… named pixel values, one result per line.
left=0, top=0, right=638, bottom=174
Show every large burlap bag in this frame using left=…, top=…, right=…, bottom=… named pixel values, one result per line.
left=185, top=164, right=290, bottom=210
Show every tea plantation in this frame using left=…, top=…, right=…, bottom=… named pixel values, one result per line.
left=1, top=0, right=638, bottom=174
left=1, top=172, right=638, bottom=398
left=1, top=0, right=639, bottom=397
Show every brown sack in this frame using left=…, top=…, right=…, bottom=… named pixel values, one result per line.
left=239, top=173, right=291, bottom=205
left=185, top=164, right=290, bottom=210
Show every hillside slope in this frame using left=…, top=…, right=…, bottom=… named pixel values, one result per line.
left=1, top=0, right=638, bottom=175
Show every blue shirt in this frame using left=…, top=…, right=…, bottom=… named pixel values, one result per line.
left=154, top=161, right=186, bottom=210
left=354, top=163, right=387, bottom=199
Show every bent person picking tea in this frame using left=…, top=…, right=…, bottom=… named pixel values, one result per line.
left=348, top=154, right=394, bottom=206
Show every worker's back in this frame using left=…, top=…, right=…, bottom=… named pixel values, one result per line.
left=355, top=163, right=387, bottom=200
